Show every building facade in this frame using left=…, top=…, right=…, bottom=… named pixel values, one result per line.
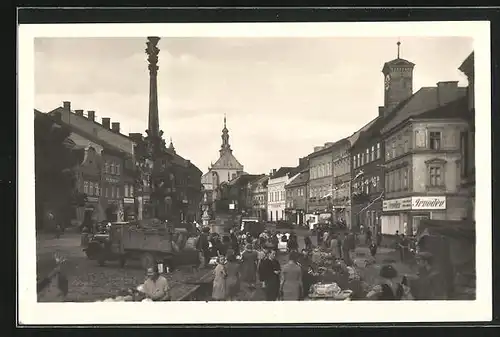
left=331, top=138, right=352, bottom=227
left=268, top=167, right=297, bottom=222
left=250, top=175, right=269, bottom=221
left=380, top=80, right=468, bottom=235
left=307, top=144, right=335, bottom=223
left=285, top=170, right=309, bottom=225
left=458, top=51, right=475, bottom=222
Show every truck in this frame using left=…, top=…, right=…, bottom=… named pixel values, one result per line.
left=82, top=218, right=199, bottom=270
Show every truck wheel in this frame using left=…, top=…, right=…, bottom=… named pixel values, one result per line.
left=119, top=257, right=127, bottom=268
left=141, top=252, right=155, bottom=270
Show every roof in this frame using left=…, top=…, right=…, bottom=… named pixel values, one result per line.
left=416, top=96, right=470, bottom=121
left=347, top=117, right=378, bottom=147
left=251, top=174, right=269, bottom=188
left=382, top=58, right=415, bottom=73
left=308, top=137, right=350, bottom=159
left=286, top=171, right=309, bottom=188
left=211, top=151, right=244, bottom=170
left=270, top=167, right=295, bottom=179
left=381, top=87, right=467, bottom=134
left=227, top=174, right=264, bottom=186
left=459, top=51, right=474, bottom=74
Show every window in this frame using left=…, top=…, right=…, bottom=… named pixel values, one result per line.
left=430, top=132, right=442, bottom=150
left=104, top=162, right=109, bottom=174
left=388, top=172, right=393, bottom=192
left=111, top=186, right=115, bottom=198
left=366, top=148, right=370, bottom=163
left=105, top=186, right=109, bottom=198
left=385, top=175, right=389, bottom=191
left=110, top=163, right=115, bottom=174
left=116, top=186, right=120, bottom=199
left=89, top=182, right=94, bottom=196
left=269, top=192, right=272, bottom=201
left=395, top=170, right=401, bottom=191
left=116, top=164, right=120, bottom=175
left=125, top=185, right=129, bottom=197
left=130, top=185, right=134, bottom=197
left=376, top=143, right=381, bottom=159
left=371, top=145, right=375, bottom=161
left=404, top=140, right=409, bottom=153
left=357, top=153, right=361, bottom=167
left=83, top=181, right=89, bottom=194
left=460, top=131, right=468, bottom=178
left=95, top=183, right=100, bottom=196
left=391, top=141, right=396, bottom=158
left=353, top=155, right=357, bottom=169
left=403, top=168, right=408, bottom=190
left=429, top=166, right=442, bottom=186
left=360, top=153, right=364, bottom=166
left=375, top=176, right=380, bottom=191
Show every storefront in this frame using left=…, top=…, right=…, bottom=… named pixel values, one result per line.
left=123, top=197, right=136, bottom=221
left=381, top=196, right=447, bottom=236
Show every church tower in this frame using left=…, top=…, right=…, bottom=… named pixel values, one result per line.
left=382, top=41, right=415, bottom=115
left=219, top=114, right=232, bottom=156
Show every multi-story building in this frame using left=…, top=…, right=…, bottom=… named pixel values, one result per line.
left=285, top=170, right=309, bottom=225
left=307, top=144, right=335, bottom=223
left=458, top=51, right=475, bottom=222
left=218, top=174, right=265, bottom=217
left=331, top=138, right=352, bottom=226
left=250, top=175, right=269, bottom=221
left=268, top=167, right=298, bottom=222
left=380, top=78, right=468, bottom=235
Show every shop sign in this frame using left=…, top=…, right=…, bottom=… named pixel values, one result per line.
left=319, top=213, right=331, bottom=220
left=383, top=196, right=446, bottom=211
left=123, top=197, right=135, bottom=204
left=383, top=197, right=412, bottom=212
left=411, top=196, right=446, bottom=210
left=87, top=196, right=99, bottom=203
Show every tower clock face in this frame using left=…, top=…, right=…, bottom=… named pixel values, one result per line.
left=384, top=74, right=391, bottom=90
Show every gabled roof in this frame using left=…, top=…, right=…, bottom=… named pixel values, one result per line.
left=211, top=151, right=244, bottom=170
left=251, top=174, right=269, bottom=188
left=286, top=171, right=309, bottom=188
left=348, top=117, right=378, bottom=147
left=381, top=87, right=467, bottom=134
left=227, top=174, right=264, bottom=186
left=270, top=167, right=294, bottom=180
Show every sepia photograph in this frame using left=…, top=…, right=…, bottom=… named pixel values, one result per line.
left=18, top=21, right=491, bottom=324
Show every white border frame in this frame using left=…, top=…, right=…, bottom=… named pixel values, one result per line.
left=18, top=21, right=491, bottom=325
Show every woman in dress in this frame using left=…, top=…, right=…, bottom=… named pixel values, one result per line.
left=240, top=244, right=258, bottom=287
left=280, top=251, right=303, bottom=301
left=225, top=251, right=241, bottom=301
left=212, top=256, right=227, bottom=301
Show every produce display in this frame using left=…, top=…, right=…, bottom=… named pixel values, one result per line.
left=309, top=282, right=341, bottom=298
left=94, top=287, right=145, bottom=302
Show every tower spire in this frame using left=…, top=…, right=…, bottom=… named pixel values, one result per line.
left=397, top=39, right=401, bottom=59
left=220, top=114, right=232, bottom=156
left=224, top=113, right=226, bottom=129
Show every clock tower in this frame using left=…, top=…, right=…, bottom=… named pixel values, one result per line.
left=382, top=41, right=415, bottom=115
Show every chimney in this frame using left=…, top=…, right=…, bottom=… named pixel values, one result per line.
left=111, top=122, right=120, bottom=133
left=62, top=101, right=71, bottom=111
left=437, top=81, right=459, bottom=106
left=314, top=146, right=324, bottom=152
left=378, top=106, right=385, bottom=117
left=324, top=142, right=334, bottom=147
left=102, top=117, right=111, bottom=129
left=128, top=133, right=143, bottom=142
left=273, top=169, right=277, bottom=175
left=87, top=111, right=95, bottom=121
left=75, top=109, right=84, bottom=116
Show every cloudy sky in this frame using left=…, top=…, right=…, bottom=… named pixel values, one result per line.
left=35, top=36, right=472, bottom=174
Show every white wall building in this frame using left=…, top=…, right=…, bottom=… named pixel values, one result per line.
left=267, top=167, right=299, bottom=222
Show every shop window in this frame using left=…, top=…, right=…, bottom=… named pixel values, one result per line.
left=430, top=131, right=442, bottom=150
left=412, top=215, right=429, bottom=236
left=83, top=181, right=89, bottom=194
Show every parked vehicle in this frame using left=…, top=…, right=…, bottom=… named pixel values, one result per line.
left=82, top=218, right=199, bottom=270
left=240, top=217, right=265, bottom=237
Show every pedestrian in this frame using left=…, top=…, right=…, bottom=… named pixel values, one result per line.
left=322, top=230, right=330, bottom=249
left=212, top=256, right=227, bottom=301
left=230, top=230, right=240, bottom=256
left=298, top=249, right=313, bottom=299
left=399, top=234, right=409, bottom=262
left=287, top=232, right=299, bottom=252
left=365, top=264, right=413, bottom=300
left=280, top=251, right=303, bottom=301
left=142, top=265, right=171, bottom=301
left=412, top=251, right=448, bottom=300
left=240, top=243, right=258, bottom=288
left=330, top=234, right=340, bottom=259
left=369, top=240, right=378, bottom=258
left=225, top=251, right=241, bottom=301
left=366, top=227, right=372, bottom=245
left=304, top=235, right=312, bottom=251
left=316, top=226, right=323, bottom=246
left=196, top=229, right=210, bottom=268
left=258, top=250, right=281, bottom=301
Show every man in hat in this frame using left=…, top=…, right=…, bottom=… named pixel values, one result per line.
left=413, top=251, right=448, bottom=300
left=142, top=265, right=171, bottom=301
